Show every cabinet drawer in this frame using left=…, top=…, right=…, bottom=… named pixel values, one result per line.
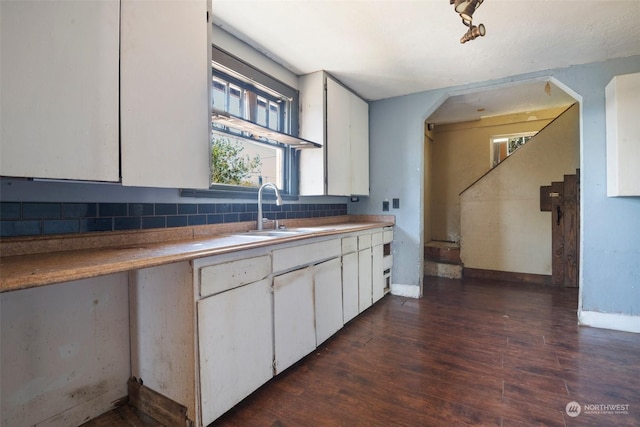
left=200, top=255, right=271, bottom=298
left=273, top=239, right=341, bottom=273
left=383, top=229, right=394, bottom=244
left=342, top=236, right=357, bottom=254
left=383, top=254, right=394, bottom=271
left=358, top=234, right=371, bottom=250
left=372, top=231, right=383, bottom=246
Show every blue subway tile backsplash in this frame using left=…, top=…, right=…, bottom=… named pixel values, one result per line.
left=178, top=204, right=198, bottom=215
left=155, top=203, right=177, bottom=215
left=63, top=203, right=98, bottom=218
left=0, top=202, right=348, bottom=238
left=114, top=217, right=142, bottom=231
left=43, top=219, right=80, bottom=235
left=23, top=202, right=61, bottom=219
left=1, top=202, right=21, bottom=220
left=80, top=218, right=113, bottom=233
left=129, top=203, right=154, bottom=217
left=98, top=203, right=128, bottom=217
left=1, top=220, right=42, bottom=237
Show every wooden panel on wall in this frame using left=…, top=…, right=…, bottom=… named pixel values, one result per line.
left=540, top=185, right=552, bottom=212
left=563, top=174, right=579, bottom=287
left=550, top=181, right=565, bottom=286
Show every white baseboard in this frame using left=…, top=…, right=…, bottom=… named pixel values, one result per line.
left=579, top=310, right=640, bottom=333
left=390, top=283, right=420, bottom=298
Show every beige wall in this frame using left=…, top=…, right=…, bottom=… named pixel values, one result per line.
left=423, top=128, right=434, bottom=244
left=429, top=107, right=568, bottom=242
left=460, top=103, right=580, bottom=275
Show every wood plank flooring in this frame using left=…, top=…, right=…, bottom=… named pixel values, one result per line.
left=212, top=277, right=640, bottom=427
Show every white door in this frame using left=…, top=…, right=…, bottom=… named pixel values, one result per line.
left=198, top=279, right=273, bottom=425
left=273, top=268, right=316, bottom=374
left=314, top=258, right=343, bottom=345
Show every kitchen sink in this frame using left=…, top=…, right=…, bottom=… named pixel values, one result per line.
left=286, top=227, right=336, bottom=233
left=233, top=227, right=337, bottom=239
left=239, top=229, right=308, bottom=237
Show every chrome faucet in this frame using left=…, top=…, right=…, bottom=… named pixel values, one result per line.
left=257, top=182, right=283, bottom=230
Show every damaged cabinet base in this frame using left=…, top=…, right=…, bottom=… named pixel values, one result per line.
left=127, top=377, right=192, bottom=427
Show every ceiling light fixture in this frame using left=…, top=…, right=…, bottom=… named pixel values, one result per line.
left=450, top=0, right=486, bottom=44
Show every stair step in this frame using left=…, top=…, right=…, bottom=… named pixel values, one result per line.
left=425, top=260, right=463, bottom=279
left=424, top=241, right=461, bottom=264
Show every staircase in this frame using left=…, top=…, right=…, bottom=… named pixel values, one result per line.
left=424, top=241, right=463, bottom=279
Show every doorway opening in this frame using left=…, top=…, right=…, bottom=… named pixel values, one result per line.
left=423, top=79, right=580, bottom=288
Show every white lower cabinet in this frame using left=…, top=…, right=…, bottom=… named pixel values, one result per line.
left=198, top=278, right=273, bottom=426
left=342, top=236, right=359, bottom=323
left=273, top=267, right=317, bottom=374
left=314, top=257, right=344, bottom=345
left=272, top=238, right=344, bottom=372
left=127, top=228, right=392, bottom=425
left=358, top=248, right=372, bottom=312
left=358, top=233, right=373, bottom=313
left=372, top=233, right=385, bottom=303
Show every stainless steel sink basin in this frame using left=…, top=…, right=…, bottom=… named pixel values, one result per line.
left=287, top=227, right=336, bottom=233
left=240, top=229, right=307, bottom=237
left=233, top=227, right=337, bottom=239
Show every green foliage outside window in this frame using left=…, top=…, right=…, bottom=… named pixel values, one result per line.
left=211, top=136, right=262, bottom=186
left=508, top=135, right=532, bottom=154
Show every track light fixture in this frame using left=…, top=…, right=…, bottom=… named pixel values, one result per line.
left=449, top=0, right=486, bottom=43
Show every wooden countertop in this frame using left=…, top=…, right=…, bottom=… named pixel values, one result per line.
left=0, top=215, right=394, bottom=293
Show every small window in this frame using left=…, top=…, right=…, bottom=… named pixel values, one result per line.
left=491, top=132, right=536, bottom=168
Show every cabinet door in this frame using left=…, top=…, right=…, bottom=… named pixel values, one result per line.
left=326, top=78, right=352, bottom=196
left=342, top=251, right=359, bottom=323
left=299, top=71, right=325, bottom=196
left=350, top=92, right=370, bottom=196
left=274, top=268, right=316, bottom=374
left=120, top=0, right=211, bottom=189
left=606, top=72, right=640, bottom=196
left=358, top=248, right=373, bottom=312
left=314, top=258, right=343, bottom=345
left=0, top=1, right=119, bottom=181
left=372, top=244, right=385, bottom=303
left=198, top=279, right=273, bottom=425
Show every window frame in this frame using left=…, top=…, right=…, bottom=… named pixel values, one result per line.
left=182, top=46, right=301, bottom=199
left=490, top=131, right=537, bottom=168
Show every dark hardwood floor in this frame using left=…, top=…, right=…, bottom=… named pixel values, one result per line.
left=212, top=277, right=640, bottom=427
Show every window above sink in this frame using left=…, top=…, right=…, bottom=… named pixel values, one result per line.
left=209, top=46, right=319, bottom=197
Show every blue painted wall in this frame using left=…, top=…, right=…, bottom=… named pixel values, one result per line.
left=350, top=55, right=640, bottom=316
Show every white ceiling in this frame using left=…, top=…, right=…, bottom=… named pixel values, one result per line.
left=426, top=79, right=577, bottom=124
left=212, top=0, right=640, bottom=122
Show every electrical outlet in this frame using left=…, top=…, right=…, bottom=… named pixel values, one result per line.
left=393, top=198, right=400, bottom=209
left=382, top=201, right=389, bottom=211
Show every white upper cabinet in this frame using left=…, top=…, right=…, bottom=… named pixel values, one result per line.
left=349, top=93, right=370, bottom=196
left=120, top=0, right=211, bottom=189
left=326, top=78, right=352, bottom=196
left=606, top=72, right=640, bottom=197
left=0, top=0, right=120, bottom=181
left=299, top=72, right=369, bottom=196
